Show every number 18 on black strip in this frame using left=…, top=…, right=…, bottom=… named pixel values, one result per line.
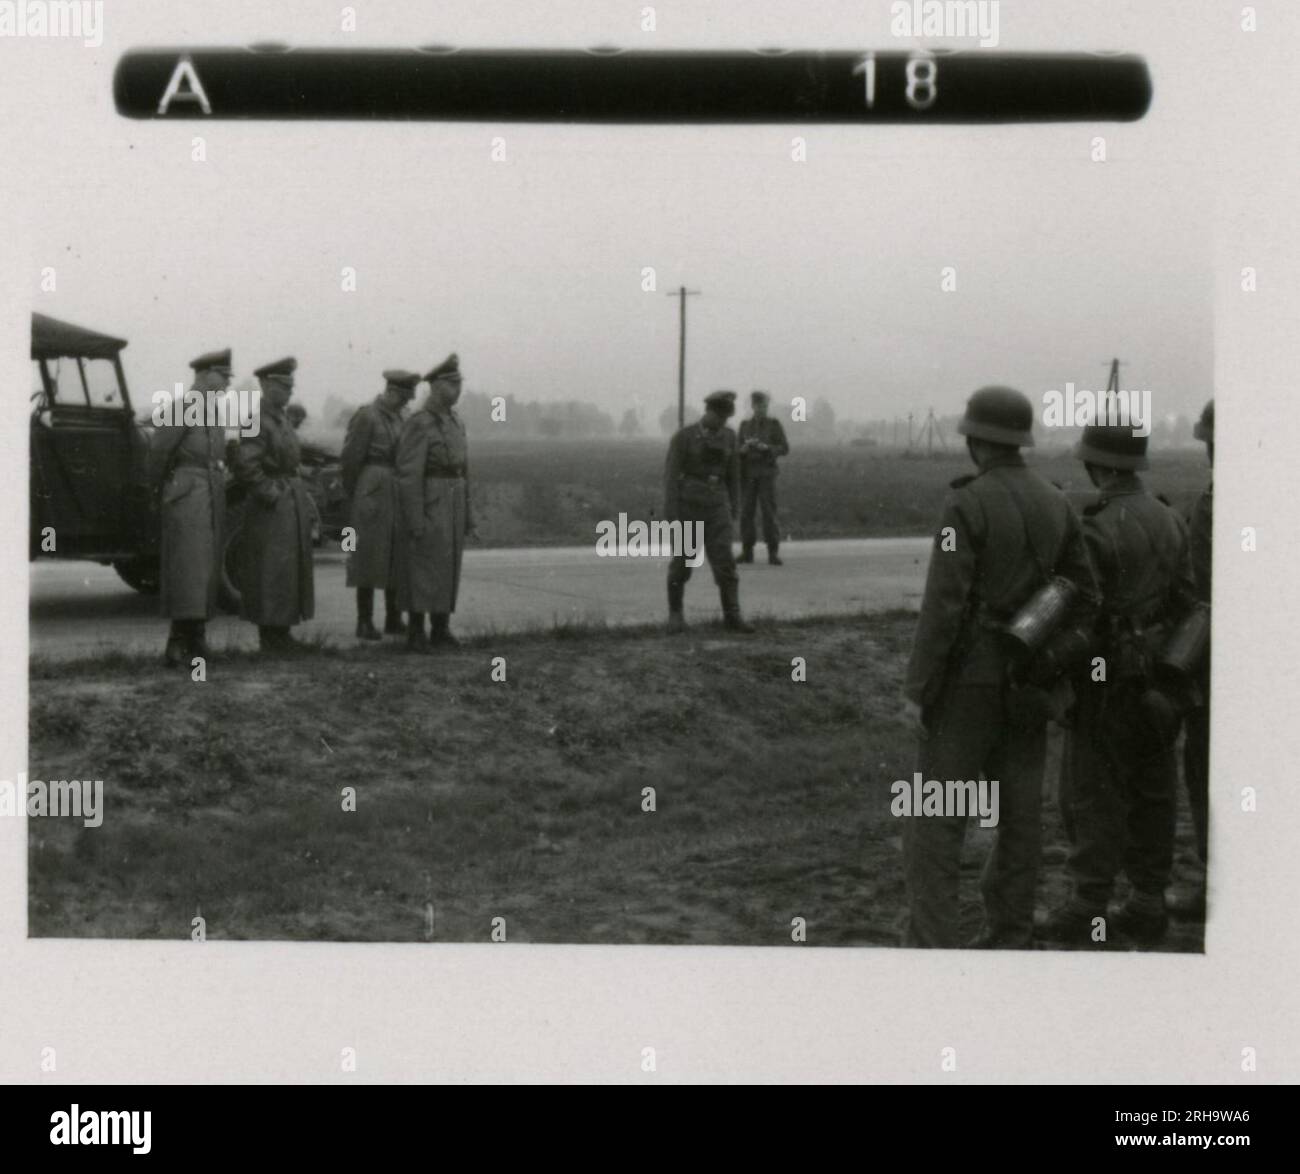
left=113, top=48, right=1152, bottom=123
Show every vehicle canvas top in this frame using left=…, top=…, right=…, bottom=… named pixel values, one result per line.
left=31, top=312, right=127, bottom=361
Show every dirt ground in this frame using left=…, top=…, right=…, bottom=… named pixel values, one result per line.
left=27, top=614, right=1206, bottom=950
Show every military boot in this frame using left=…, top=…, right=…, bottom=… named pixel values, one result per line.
left=1112, top=891, right=1169, bottom=945
left=188, top=622, right=212, bottom=663
left=767, top=544, right=783, bottom=566
left=406, top=613, right=432, bottom=653
left=356, top=618, right=382, bottom=641
left=1167, top=883, right=1207, bottom=921
left=738, top=545, right=755, bottom=564
left=163, top=627, right=187, bottom=668
left=383, top=593, right=406, bottom=636
left=720, top=582, right=755, bottom=634
left=1035, top=902, right=1103, bottom=946
left=430, top=613, right=461, bottom=648
left=667, top=581, right=686, bottom=633
left=259, top=626, right=302, bottom=655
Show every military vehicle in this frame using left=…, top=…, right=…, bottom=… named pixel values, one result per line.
left=30, top=313, right=346, bottom=602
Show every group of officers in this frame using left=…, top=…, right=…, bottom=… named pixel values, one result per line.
left=153, top=356, right=1212, bottom=950
left=153, top=349, right=472, bottom=664
left=154, top=367, right=794, bottom=661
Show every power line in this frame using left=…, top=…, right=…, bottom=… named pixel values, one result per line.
left=666, top=286, right=701, bottom=429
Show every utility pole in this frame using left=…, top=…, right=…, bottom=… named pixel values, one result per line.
left=667, top=286, right=701, bottom=428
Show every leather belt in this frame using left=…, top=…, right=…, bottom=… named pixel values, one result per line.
left=426, top=467, right=465, bottom=479
left=174, top=459, right=225, bottom=471
left=682, top=473, right=723, bottom=485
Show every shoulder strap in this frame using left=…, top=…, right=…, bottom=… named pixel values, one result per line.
left=994, top=472, right=1057, bottom=586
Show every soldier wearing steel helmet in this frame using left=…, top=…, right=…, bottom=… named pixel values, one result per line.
left=664, top=390, right=754, bottom=633
left=901, top=386, right=1097, bottom=949
left=1039, top=421, right=1197, bottom=947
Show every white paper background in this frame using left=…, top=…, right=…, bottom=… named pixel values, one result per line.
left=0, top=0, right=1296, bottom=1082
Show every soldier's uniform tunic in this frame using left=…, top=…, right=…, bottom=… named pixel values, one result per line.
left=394, top=404, right=471, bottom=615
left=150, top=411, right=226, bottom=621
left=903, top=452, right=1096, bottom=948
left=664, top=420, right=740, bottom=595
left=232, top=402, right=316, bottom=628
left=341, top=396, right=404, bottom=590
left=738, top=416, right=789, bottom=553
left=1058, top=477, right=1196, bottom=912
left=1183, top=479, right=1212, bottom=864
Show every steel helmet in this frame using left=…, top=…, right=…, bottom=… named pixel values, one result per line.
left=956, top=386, right=1035, bottom=448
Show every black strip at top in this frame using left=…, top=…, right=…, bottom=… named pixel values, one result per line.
left=114, top=48, right=1153, bottom=124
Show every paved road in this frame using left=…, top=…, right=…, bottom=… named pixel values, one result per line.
left=29, top=537, right=930, bottom=659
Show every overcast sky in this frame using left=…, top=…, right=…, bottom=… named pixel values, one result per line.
left=7, top=0, right=1217, bottom=426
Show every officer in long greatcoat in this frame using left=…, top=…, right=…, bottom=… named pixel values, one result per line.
left=738, top=390, right=790, bottom=565
left=151, top=347, right=232, bottom=667
left=902, top=386, right=1097, bottom=949
left=664, top=390, right=755, bottom=633
left=341, top=370, right=417, bottom=639
left=232, top=357, right=316, bottom=652
left=1040, top=423, right=1197, bottom=947
left=394, top=353, right=473, bottom=651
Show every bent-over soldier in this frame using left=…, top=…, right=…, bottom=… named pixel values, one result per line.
left=232, top=356, right=315, bottom=652
left=1040, top=422, right=1197, bottom=947
left=341, top=370, right=417, bottom=639
left=902, top=386, right=1097, bottom=949
left=738, top=389, right=790, bottom=565
left=395, top=353, right=473, bottom=651
left=150, top=347, right=232, bottom=667
left=664, top=390, right=754, bottom=633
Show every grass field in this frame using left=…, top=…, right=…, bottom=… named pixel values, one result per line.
left=465, top=441, right=1211, bottom=547
left=28, top=614, right=1206, bottom=950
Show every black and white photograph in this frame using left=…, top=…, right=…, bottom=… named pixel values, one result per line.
left=2, top=0, right=1298, bottom=1116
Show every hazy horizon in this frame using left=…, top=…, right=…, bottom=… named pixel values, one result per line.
left=15, top=1, right=1215, bottom=431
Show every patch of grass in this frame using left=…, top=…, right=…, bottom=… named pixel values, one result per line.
left=27, top=613, right=1205, bottom=950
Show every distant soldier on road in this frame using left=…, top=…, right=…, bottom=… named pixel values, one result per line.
left=738, top=389, right=790, bottom=565
left=341, top=370, right=418, bottom=640
left=232, top=357, right=316, bottom=653
left=1040, top=422, right=1196, bottom=946
left=902, top=386, right=1097, bottom=949
left=664, top=390, right=755, bottom=634
left=395, top=354, right=473, bottom=651
left=150, top=348, right=232, bottom=667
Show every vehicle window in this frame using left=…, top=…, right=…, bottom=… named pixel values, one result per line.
left=47, top=357, right=87, bottom=406
left=82, top=358, right=123, bottom=408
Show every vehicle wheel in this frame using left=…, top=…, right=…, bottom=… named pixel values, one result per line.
left=113, top=556, right=161, bottom=595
